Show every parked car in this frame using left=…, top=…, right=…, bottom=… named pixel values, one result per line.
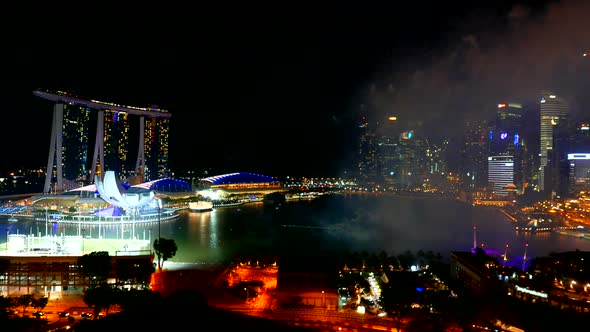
left=32, top=311, right=44, bottom=318
left=81, top=312, right=92, bottom=318
left=59, top=311, right=70, bottom=317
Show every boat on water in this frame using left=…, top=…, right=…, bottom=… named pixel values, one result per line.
left=189, top=201, right=214, bottom=212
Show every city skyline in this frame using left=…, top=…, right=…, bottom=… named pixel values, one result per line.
left=1, top=0, right=589, bottom=178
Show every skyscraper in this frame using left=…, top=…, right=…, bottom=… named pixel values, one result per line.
left=140, top=116, right=170, bottom=181
left=539, top=91, right=569, bottom=192
left=375, top=115, right=400, bottom=190
left=460, top=119, right=491, bottom=191
left=489, top=103, right=526, bottom=193
left=356, top=105, right=378, bottom=188
left=34, top=90, right=171, bottom=193
left=103, top=110, right=130, bottom=180
left=488, top=155, right=514, bottom=197
left=61, top=103, right=92, bottom=185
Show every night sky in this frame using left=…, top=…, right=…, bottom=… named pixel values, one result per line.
left=1, top=1, right=588, bottom=178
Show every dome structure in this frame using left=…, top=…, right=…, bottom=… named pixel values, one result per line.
left=130, top=178, right=192, bottom=193
left=197, top=172, right=285, bottom=200
left=201, top=172, right=280, bottom=186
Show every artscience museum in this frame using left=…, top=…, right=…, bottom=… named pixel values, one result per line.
left=27, top=171, right=191, bottom=223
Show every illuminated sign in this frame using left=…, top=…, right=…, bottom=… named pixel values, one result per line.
left=489, top=131, right=493, bottom=140
left=508, top=103, right=522, bottom=108
left=550, top=95, right=556, bottom=98
left=401, top=131, right=414, bottom=139
left=388, top=116, right=397, bottom=121
left=581, top=125, right=589, bottom=130
left=500, top=132, right=508, bottom=140
left=498, top=103, right=507, bottom=108
left=540, top=97, right=546, bottom=103
left=568, top=153, right=590, bottom=160
left=514, top=134, right=520, bottom=145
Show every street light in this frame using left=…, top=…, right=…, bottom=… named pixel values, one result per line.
left=45, top=206, right=48, bottom=237
left=157, top=198, right=163, bottom=240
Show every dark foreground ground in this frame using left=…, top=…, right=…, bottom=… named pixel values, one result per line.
left=32, top=264, right=321, bottom=332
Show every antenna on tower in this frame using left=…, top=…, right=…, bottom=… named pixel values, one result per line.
left=503, top=244, right=509, bottom=266
left=472, top=225, right=477, bottom=253
left=522, top=242, right=529, bottom=271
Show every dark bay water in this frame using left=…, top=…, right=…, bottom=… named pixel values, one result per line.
left=3, top=194, right=590, bottom=264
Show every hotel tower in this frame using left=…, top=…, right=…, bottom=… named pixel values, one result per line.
left=34, top=90, right=171, bottom=193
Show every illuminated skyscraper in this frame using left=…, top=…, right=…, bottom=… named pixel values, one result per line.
left=539, top=91, right=568, bottom=192
left=61, top=103, right=92, bottom=184
left=34, top=90, right=171, bottom=193
left=103, top=110, right=130, bottom=179
left=139, top=116, right=170, bottom=181
left=489, top=103, right=526, bottom=193
left=488, top=155, right=514, bottom=197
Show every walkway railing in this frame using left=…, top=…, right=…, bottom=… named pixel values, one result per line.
left=31, top=209, right=180, bottom=225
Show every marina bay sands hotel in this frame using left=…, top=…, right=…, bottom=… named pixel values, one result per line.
left=33, top=89, right=171, bottom=194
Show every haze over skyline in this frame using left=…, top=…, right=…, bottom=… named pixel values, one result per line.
left=1, top=0, right=588, bottom=178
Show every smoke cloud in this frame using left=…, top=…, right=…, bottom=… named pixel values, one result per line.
left=365, top=0, right=590, bottom=141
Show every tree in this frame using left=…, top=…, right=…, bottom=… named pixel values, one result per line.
left=78, top=251, right=111, bottom=287
left=153, top=238, right=178, bottom=272
left=381, top=282, right=417, bottom=332
left=19, top=294, right=33, bottom=317
left=116, top=257, right=155, bottom=287
left=32, top=296, right=48, bottom=312
left=84, top=284, right=115, bottom=318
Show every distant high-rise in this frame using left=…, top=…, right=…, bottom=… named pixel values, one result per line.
left=489, top=102, right=526, bottom=193
left=356, top=105, right=378, bottom=187
left=375, top=115, right=400, bottom=189
left=460, top=119, right=491, bottom=190
left=569, top=122, right=590, bottom=194
left=488, top=155, right=514, bottom=197
left=34, top=90, right=172, bottom=193
left=539, top=91, right=568, bottom=192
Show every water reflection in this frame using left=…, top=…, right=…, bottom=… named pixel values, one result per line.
left=2, top=195, right=590, bottom=265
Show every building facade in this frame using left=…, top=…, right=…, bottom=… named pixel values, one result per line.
left=0, top=254, right=154, bottom=300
